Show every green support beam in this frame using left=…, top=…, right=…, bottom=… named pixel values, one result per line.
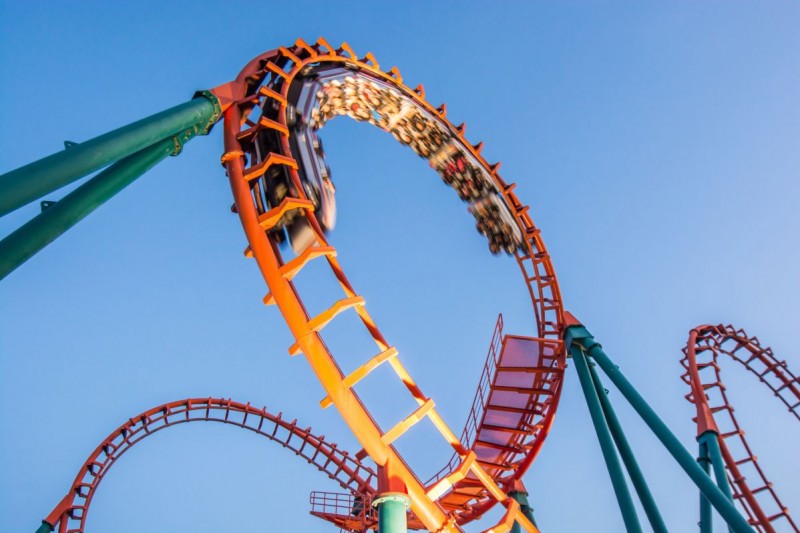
left=509, top=489, right=538, bottom=533
left=0, top=136, right=181, bottom=280
left=571, top=342, right=643, bottom=533
left=698, top=439, right=713, bottom=533
left=701, top=430, right=736, bottom=533
left=564, top=323, right=755, bottom=533
left=0, top=93, right=220, bottom=217
left=34, top=522, right=53, bottom=533
left=588, top=361, right=669, bottom=533
left=373, top=493, right=410, bottom=533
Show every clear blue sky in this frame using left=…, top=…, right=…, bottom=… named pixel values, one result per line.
left=2, top=2, right=799, bottom=532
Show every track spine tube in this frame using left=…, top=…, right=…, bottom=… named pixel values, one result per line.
left=0, top=136, right=179, bottom=280
left=0, top=94, right=219, bottom=217
left=588, top=361, right=669, bottom=533
left=564, top=322, right=756, bottom=533
left=698, top=440, right=713, bottom=533
left=571, top=342, right=643, bottom=533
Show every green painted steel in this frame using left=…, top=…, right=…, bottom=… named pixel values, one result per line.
left=509, top=490, right=538, bottom=533
left=373, top=493, right=410, bottom=533
left=698, top=440, right=713, bottom=533
left=701, top=431, right=736, bottom=533
left=564, top=324, right=755, bottom=533
left=0, top=94, right=219, bottom=217
left=0, top=137, right=178, bottom=280
left=34, top=522, right=53, bottom=533
left=588, top=362, right=669, bottom=533
left=571, top=342, right=643, bottom=533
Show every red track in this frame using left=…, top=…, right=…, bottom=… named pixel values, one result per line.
left=40, top=398, right=376, bottom=533
left=682, top=324, right=800, bottom=532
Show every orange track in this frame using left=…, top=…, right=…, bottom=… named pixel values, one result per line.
left=41, top=398, right=377, bottom=533
left=683, top=324, right=799, bottom=532
left=220, top=38, right=565, bottom=533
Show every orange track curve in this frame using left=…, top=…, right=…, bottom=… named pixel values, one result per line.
left=220, top=38, right=566, bottom=533
left=41, top=398, right=377, bottom=533
left=683, top=324, right=800, bottom=532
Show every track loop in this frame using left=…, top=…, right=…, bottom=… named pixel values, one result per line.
left=222, top=38, right=565, bottom=532
left=683, top=324, right=799, bottom=532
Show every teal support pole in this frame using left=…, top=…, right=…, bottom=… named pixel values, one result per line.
left=0, top=93, right=220, bottom=217
left=588, top=362, right=669, bottom=533
left=565, top=324, right=755, bottom=533
left=701, top=430, right=736, bottom=533
left=0, top=136, right=180, bottom=280
left=34, top=522, right=53, bottom=533
left=698, top=440, right=713, bottom=533
left=571, top=343, right=643, bottom=533
left=509, top=490, right=538, bottom=533
left=373, top=493, right=410, bottom=533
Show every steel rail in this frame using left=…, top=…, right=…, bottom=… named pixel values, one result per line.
left=683, top=324, right=800, bottom=532
left=37, top=398, right=376, bottom=533
left=221, top=38, right=564, bottom=533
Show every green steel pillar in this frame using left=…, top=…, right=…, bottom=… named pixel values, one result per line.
left=588, top=362, right=669, bottom=533
left=701, top=430, right=736, bottom=533
left=0, top=136, right=182, bottom=280
left=698, top=440, right=713, bottom=533
left=564, top=324, right=754, bottom=533
left=34, top=522, right=53, bottom=533
left=373, top=493, right=410, bottom=533
left=0, top=92, right=220, bottom=217
left=571, top=343, right=643, bottom=533
left=509, top=489, right=538, bottom=533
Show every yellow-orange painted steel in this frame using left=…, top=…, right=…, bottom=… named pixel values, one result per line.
left=222, top=38, right=561, bottom=533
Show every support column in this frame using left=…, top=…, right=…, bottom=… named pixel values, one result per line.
left=509, top=488, right=538, bottom=533
left=698, top=440, right=713, bottom=533
left=571, top=343, right=643, bottom=533
left=0, top=136, right=180, bottom=280
left=564, top=321, right=754, bottom=533
left=34, top=522, right=53, bottom=533
left=588, top=362, right=668, bottom=533
left=373, top=493, right=410, bottom=533
left=0, top=93, right=220, bottom=216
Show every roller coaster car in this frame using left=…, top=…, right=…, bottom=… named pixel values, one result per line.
left=285, top=99, right=337, bottom=254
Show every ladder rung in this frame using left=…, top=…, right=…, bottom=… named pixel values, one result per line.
left=243, top=152, right=297, bottom=182
left=258, top=85, right=286, bottom=104
left=479, top=423, right=538, bottom=436
left=491, top=385, right=553, bottom=395
left=265, top=61, right=290, bottom=80
left=425, top=451, right=477, bottom=500
left=319, top=346, right=397, bottom=409
left=280, top=246, right=337, bottom=280
left=307, top=296, right=366, bottom=333
left=496, top=366, right=551, bottom=374
left=476, top=458, right=514, bottom=471
left=259, top=115, right=289, bottom=136
left=257, top=197, right=314, bottom=231
left=474, top=439, right=523, bottom=455
left=320, top=347, right=399, bottom=408
left=380, top=399, right=435, bottom=445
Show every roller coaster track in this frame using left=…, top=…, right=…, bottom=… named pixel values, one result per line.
left=220, top=38, right=566, bottom=533
left=682, top=324, right=800, bottom=532
left=39, top=398, right=377, bottom=533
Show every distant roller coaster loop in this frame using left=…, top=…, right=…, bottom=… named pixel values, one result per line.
left=682, top=324, right=800, bottom=533
left=40, top=398, right=377, bottom=533
left=220, top=38, right=565, bottom=533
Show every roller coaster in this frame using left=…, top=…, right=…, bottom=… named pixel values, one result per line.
left=1, top=38, right=797, bottom=533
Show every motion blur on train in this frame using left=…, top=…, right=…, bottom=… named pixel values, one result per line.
left=250, top=62, right=524, bottom=256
